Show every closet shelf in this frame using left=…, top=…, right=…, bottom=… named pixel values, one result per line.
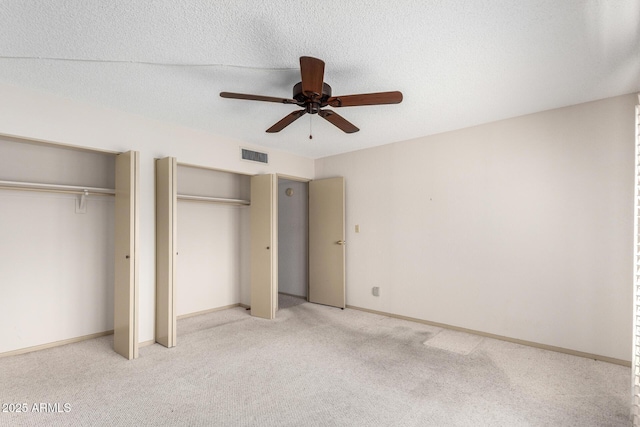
left=0, top=180, right=115, bottom=195
left=177, top=194, right=250, bottom=206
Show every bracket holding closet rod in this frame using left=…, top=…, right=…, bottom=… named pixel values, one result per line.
left=76, top=189, right=90, bottom=214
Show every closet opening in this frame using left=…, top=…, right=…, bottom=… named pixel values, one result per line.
left=156, top=158, right=251, bottom=348
left=277, top=177, right=309, bottom=310
left=0, top=134, right=125, bottom=357
left=176, top=164, right=251, bottom=319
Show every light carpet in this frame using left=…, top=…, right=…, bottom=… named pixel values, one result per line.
left=0, top=295, right=631, bottom=426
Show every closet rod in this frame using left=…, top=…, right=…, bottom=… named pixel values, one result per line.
left=177, top=194, right=250, bottom=206
left=0, top=180, right=115, bottom=195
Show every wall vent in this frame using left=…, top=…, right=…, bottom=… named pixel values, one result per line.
left=241, top=148, right=268, bottom=164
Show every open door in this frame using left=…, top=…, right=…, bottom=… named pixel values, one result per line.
left=309, top=177, right=346, bottom=309
left=114, top=151, right=139, bottom=359
left=250, top=174, right=277, bottom=319
left=155, top=157, right=177, bottom=348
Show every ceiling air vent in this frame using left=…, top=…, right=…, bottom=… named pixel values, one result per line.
left=241, top=148, right=268, bottom=164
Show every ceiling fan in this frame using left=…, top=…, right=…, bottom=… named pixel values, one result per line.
left=220, top=56, right=403, bottom=134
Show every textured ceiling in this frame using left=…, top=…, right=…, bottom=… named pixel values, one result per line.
left=0, top=1, right=638, bottom=159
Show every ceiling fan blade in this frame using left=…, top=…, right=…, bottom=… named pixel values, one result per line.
left=300, top=56, right=325, bottom=98
left=326, top=91, right=403, bottom=107
left=220, top=92, right=296, bottom=104
left=318, top=110, right=359, bottom=133
left=266, top=110, right=307, bottom=133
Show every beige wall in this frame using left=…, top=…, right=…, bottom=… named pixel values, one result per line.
left=315, top=93, right=636, bottom=361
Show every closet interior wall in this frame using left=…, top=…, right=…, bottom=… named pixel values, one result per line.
left=0, top=136, right=116, bottom=355
left=176, top=164, right=251, bottom=316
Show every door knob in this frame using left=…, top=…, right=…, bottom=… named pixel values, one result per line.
left=336, top=240, right=345, bottom=245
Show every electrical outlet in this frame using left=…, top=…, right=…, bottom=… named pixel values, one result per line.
left=355, top=224, right=360, bottom=233
left=372, top=286, right=379, bottom=296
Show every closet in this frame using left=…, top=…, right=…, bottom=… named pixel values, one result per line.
left=155, top=158, right=250, bottom=347
left=0, top=134, right=139, bottom=359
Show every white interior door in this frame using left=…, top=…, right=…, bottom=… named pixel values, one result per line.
left=114, top=150, right=139, bottom=359
left=155, top=157, right=177, bottom=348
left=250, top=174, right=277, bottom=319
left=309, top=177, right=345, bottom=309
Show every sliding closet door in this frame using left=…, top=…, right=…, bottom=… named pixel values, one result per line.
left=250, top=174, right=277, bottom=319
left=309, top=177, right=346, bottom=309
left=114, top=150, right=139, bottom=359
left=155, top=157, right=177, bottom=348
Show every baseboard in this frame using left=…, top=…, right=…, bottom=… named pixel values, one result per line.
left=177, top=303, right=242, bottom=320
left=279, top=292, right=307, bottom=299
left=0, top=330, right=114, bottom=359
left=346, top=305, right=631, bottom=367
left=139, top=339, right=156, bottom=348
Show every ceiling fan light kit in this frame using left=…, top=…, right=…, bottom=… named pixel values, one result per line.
left=220, top=56, right=403, bottom=135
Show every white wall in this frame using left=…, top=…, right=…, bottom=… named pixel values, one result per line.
left=278, top=179, right=309, bottom=297
left=315, top=93, right=636, bottom=361
left=0, top=138, right=115, bottom=353
left=0, top=82, right=314, bottom=347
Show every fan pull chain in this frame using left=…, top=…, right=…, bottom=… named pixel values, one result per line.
left=309, top=115, right=313, bottom=140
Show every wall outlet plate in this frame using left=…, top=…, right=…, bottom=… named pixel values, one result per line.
left=372, top=286, right=379, bottom=296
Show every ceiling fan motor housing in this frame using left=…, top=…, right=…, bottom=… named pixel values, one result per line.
left=293, top=82, right=332, bottom=114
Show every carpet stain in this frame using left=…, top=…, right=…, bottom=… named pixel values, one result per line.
left=422, top=329, right=484, bottom=355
